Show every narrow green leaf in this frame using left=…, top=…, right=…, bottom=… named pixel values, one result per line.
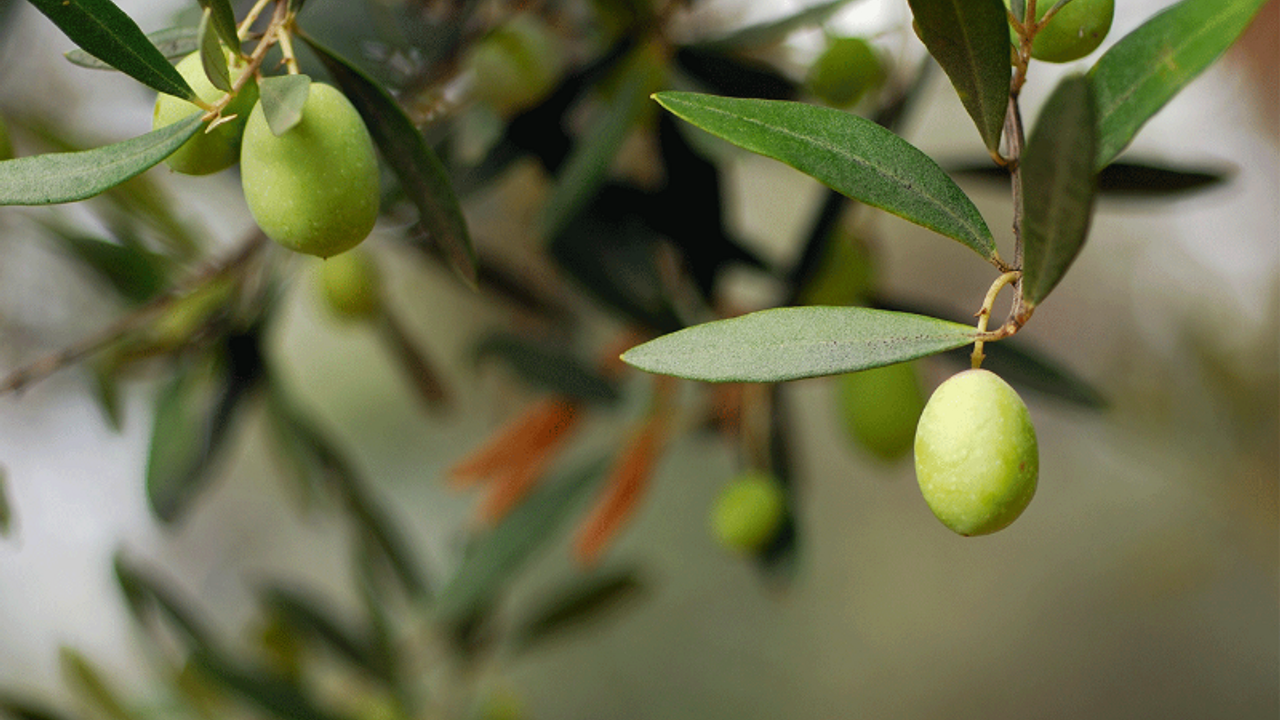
left=258, top=75, right=311, bottom=136
left=1020, top=74, right=1097, bottom=308
left=301, top=33, right=477, bottom=288
left=27, top=0, right=196, bottom=100
left=541, top=44, right=666, bottom=242
left=261, top=586, right=389, bottom=681
left=196, top=0, right=239, bottom=53
left=65, top=26, right=199, bottom=70
left=0, top=466, right=12, bottom=539
left=58, top=648, right=135, bottom=720
left=44, top=231, right=168, bottom=303
left=0, top=696, right=78, bottom=720
left=436, top=458, right=609, bottom=624
left=189, top=650, right=345, bottom=720
left=0, top=115, right=202, bottom=206
left=112, top=553, right=216, bottom=649
left=697, top=0, right=864, bottom=51
left=654, top=92, right=998, bottom=262
left=474, top=333, right=619, bottom=405
left=1090, top=0, right=1268, bottom=170
left=944, top=336, right=1106, bottom=408
left=907, top=0, right=1010, bottom=152
left=511, top=569, right=643, bottom=652
left=197, top=9, right=231, bottom=93
left=622, top=307, right=977, bottom=383
left=948, top=158, right=1230, bottom=199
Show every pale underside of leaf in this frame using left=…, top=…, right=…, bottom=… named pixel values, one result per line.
left=622, top=307, right=979, bottom=383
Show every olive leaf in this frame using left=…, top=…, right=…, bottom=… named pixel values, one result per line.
left=65, top=26, right=199, bottom=70
left=196, top=0, right=239, bottom=53
left=0, top=115, right=203, bottom=206
left=258, top=75, right=311, bottom=136
left=196, top=8, right=231, bottom=93
left=621, top=307, right=978, bottom=383
left=27, top=0, right=196, bottom=100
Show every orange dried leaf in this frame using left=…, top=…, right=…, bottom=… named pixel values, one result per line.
left=478, top=416, right=579, bottom=524
left=573, top=419, right=666, bottom=566
left=449, top=397, right=577, bottom=486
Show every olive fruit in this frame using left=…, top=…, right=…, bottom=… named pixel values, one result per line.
left=805, top=37, right=886, bottom=108
left=914, top=369, right=1038, bottom=536
left=1008, top=0, right=1114, bottom=63
left=838, top=361, right=925, bottom=462
left=319, top=248, right=381, bottom=320
left=152, top=50, right=258, bottom=175
left=710, top=471, right=786, bottom=552
left=464, top=14, right=564, bottom=116
left=240, top=83, right=380, bottom=258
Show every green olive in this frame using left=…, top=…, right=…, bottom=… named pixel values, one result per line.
left=805, top=37, right=886, bottom=108
left=319, top=248, right=381, bottom=320
left=464, top=14, right=564, bottom=116
left=838, top=361, right=925, bottom=462
left=1008, top=0, right=1114, bottom=63
left=240, top=83, right=380, bottom=258
left=152, top=50, right=258, bottom=175
left=710, top=471, right=786, bottom=552
left=914, top=369, right=1038, bottom=536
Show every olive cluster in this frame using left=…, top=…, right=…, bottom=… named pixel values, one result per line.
left=152, top=54, right=380, bottom=259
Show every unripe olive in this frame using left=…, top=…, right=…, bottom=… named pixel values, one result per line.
left=805, top=37, right=886, bottom=108
left=240, top=83, right=380, bottom=258
left=838, top=361, right=925, bottom=462
left=1007, top=0, right=1114, bottom=63
left=319, top=248, right=381, bottom=320
left=710, top=471, right=786, bottom=552
left=464, top=14, right=564, bottom=115
left=152, top=50, right=258, bottom=175
left=914, top=369, right=1038, bottom=536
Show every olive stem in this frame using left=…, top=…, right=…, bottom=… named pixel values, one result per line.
left=971, top=270, right=1020, bottom=369
left=237, top=0, right=275, bottom=40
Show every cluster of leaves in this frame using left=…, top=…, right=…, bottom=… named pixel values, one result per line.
left=0, top=0, right=1264, bottom=717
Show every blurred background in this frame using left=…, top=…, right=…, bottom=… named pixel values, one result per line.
left=0, top=0, right=1275, bottom=718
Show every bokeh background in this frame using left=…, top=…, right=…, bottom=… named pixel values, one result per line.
left=0, top=0, right=1275, bottom=718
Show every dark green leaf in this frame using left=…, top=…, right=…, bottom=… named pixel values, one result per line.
left=947, top=159, right=1230, bottom=199
left=541, top=45, right=666, bottom=242
left=58, top=649, right=134, bottom=720
left=436, top=458, right=609, bottom=624
left=0, top=115, right=203, bottom=206
left=88, top=358, right=126, bottom=432
left=378, top=308, right=450, bottom=410
left=189, top=651, right=346, bottom=720
left=301, top=33, right=477, bottom=288
left=65, top=26, right=199, bottom=69
left=258, top=75, right=311, bottom=136
left=197, top=0, right=239, bottom=53
left=1020, top=74, right=1096, bottom=308
left=621, top=307, right=978, bottom=383
left=260, top=586, right=389, bottom=681
left=654, top=92, right=999, bottom=263
left=511, top=569, right=643, bottom=652
left=112, top=553, right=216, bottom=649
left=45, top=232, right=168, bottom=303
left=0, top=696, right=79, bottom=720
left=27, top=0, right=196, bottom=100
left=0, top=466, right=12, bottom=539
left=197, top=9, right=231, bottom=93
left=907, top=0, right=1010, bottom=152
left=944, top=336, right=1106, bottom=408
left=288, top=0, right=307, bottom=14
left=146, top=349, right=253, bottom=524
left=1090, top=0, right=1268, bottom=170
left=673, top=48, right=797, bottom=101
left=474, top=333, right=619, bottom=405
left=697, top=0, right=864, bottom=51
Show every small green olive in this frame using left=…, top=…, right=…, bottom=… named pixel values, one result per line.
left=914, top=369, right=1038, bottom=536
left=838, top=361, right=925, bottom=462
left=319, top=248, right=381, bottom=321
left=1008, top=0, right=1114, bottom=63
left=710, top=471, right=786, bottom=552
left=240, top=83, right=380, bottom=258
left=805, top=37, right=886, bottom=108
left=152, top=50, right=258, bottom=175
left=464, top=14, right=564, bottom=115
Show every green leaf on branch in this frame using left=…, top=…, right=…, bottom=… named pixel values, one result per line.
left=510, top=568, right=644, bottom=652
left=906, top=0, right=1010, bottom=152
left=27, top=0, right=196, bottom=100
left=259, top=585, right=390, bottom=681
left=196, top=0, right=239, bottom=53
left=58, top=648, right=136, bottom=720
left=197, top=8, right=231, bottom=93
left=43, top=231, right=168, bottom=303
left=1020, top=74, right=1097, bottom=308
left=474, top=333, right=620, bottom=405
left=258, top=74, right=311, bottom=136
left=653, top=92, right=999, bottom=263
left=697, top=0, right=862, bottom=51
left=0, top=115, right=203, bottom=206
left=436, top=458, right=608, bottom=625
left=301, top=33, right=477, bottom=288
left=1090, top=0, right=1268, bottom=170
left=621, top=307, right=978, bottom=383
left=65, top=26, right=199, bottom=70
